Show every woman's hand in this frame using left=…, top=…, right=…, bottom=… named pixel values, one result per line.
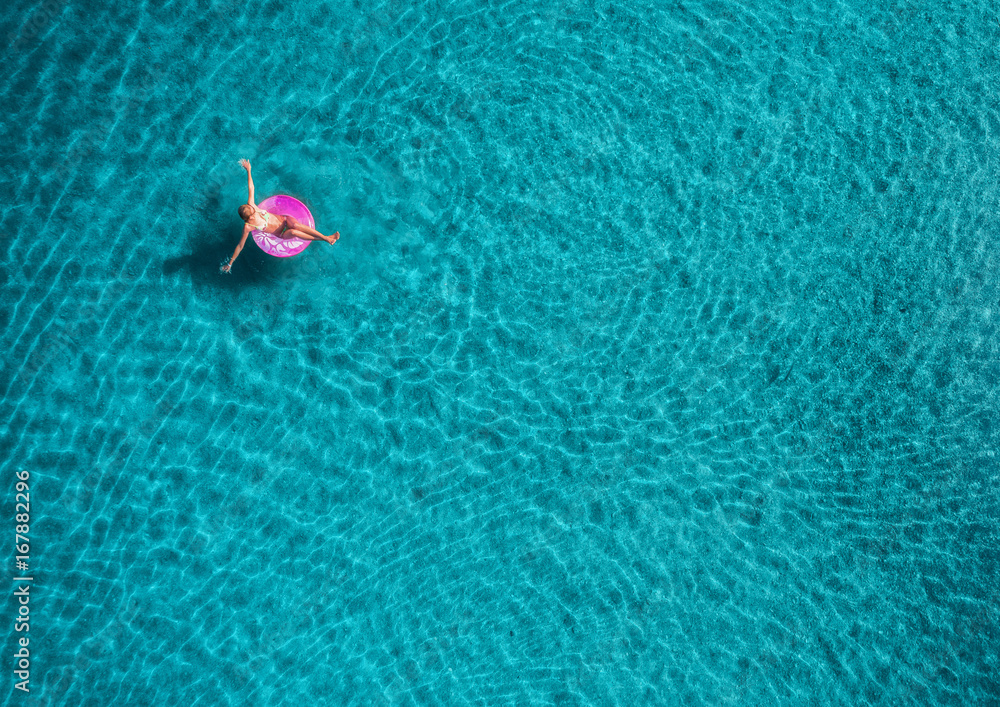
left=220, top=258, right=232, bottom=274
left=239, top=158, right=251, bottom=172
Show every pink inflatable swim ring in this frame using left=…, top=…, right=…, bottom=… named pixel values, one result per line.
left=251, top=195, right=314, bottom=257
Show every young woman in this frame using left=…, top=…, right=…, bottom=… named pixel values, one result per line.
left=221, top=159, right=339, bottom=272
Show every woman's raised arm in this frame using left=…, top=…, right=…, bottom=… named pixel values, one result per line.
left=239, top=158, right=255, bottom=204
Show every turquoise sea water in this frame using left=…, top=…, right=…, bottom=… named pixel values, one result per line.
left=2, top=0, right=999, bottom=704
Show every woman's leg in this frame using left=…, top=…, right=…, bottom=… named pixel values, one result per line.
left=284, top=216, right=329, bottom=239
left=284, top=228, right=339, bottom=244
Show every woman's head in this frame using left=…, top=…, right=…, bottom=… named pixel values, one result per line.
left=238, top=204, right=255, bottom=221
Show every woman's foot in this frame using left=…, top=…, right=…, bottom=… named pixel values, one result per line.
left=325, top=232, right=340, bottom=245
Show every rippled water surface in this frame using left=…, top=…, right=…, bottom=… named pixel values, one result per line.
left=2, top=0, right=999, bottom=704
